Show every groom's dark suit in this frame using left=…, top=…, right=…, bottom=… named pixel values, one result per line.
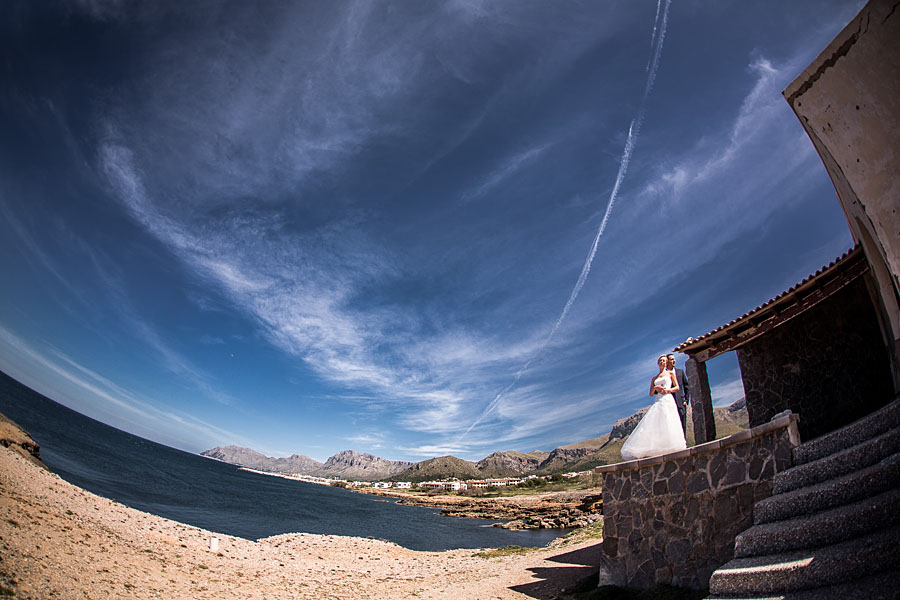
left=668, top=367, right=690, bottom=434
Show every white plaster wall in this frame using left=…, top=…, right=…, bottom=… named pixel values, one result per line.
left=784, top=0, right=900, bottom=293
left=784, top=0, right=900, bottom=387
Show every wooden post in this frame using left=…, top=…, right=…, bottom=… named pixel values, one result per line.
left=686, top=358, right=716, bottom=444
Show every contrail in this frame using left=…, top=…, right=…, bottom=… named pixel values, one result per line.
left=456, top=0, right=672, bottom=443
left=647, top=0, right=663, bottom=70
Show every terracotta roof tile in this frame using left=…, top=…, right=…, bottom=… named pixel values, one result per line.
left=674, top=245, right=863, bottom=354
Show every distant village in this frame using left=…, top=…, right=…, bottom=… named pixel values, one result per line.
left=239, top=468, right=593, bottom=492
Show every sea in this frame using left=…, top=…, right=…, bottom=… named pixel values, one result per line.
left=0, top=371, right=565, bottom=551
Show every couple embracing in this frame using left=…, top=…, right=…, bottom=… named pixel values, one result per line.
left=621, top=354, right=691, bottom=461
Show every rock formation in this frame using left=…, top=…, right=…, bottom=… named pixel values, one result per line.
left=476, top=451, right=541, bottom=477
left=201, top=445, right=324, bottom=474
left=320, top=450, right=412, bottom=480
left=0, top=412, right=47, bottom=470
left=393, top=456, right=482, bottom=482
left=202, top=399, right=749, bottom=480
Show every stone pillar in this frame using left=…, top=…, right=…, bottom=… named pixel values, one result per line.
left=686, top=358, right=715, bottom=444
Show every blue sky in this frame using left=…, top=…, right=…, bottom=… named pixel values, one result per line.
left=0, top=1, right=860, bottom=462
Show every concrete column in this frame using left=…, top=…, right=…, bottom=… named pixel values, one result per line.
left=686, top=358, right=715, bottom=444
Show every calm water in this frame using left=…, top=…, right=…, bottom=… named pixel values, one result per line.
left=0, top=371, right=564, bottom=551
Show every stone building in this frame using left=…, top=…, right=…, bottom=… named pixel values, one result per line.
left=597, top=0, right=900, bottom=592
left=676, top=0, right=900, bottom=445
left=675, top=245, right=895, bottom=445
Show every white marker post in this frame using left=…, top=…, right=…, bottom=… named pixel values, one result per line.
left=209, top=536, right=219, bottom=552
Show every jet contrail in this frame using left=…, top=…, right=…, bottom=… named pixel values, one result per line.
left=457, top=0, right=672, bottom=443
left=647, top=0, right=663, bottom=70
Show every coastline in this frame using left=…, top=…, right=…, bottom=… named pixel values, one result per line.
left=357, top=488, right=603, bottom=530
left=237, top=465, right=603, bottom=529
left=0, top=445, right=604, bottom=599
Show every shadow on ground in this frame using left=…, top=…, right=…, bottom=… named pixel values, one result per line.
left=507, top=543, right=604, bottom=599
left=507, top=542, right=708, bottom=600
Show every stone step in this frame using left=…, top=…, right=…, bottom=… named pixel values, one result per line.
left=709, top=524, right=900, bottom=595
left=705, top=567, right=900, bottom=599
left=792, top=395, right=900, bottom=466
left=773, top=425, right=900, bottom=495
left=734, top=487, right=900, bottom=558
left=755, top=451, right=900, bottom=525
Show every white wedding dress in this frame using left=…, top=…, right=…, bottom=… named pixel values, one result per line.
left=620, top=373, right=687, bottom=460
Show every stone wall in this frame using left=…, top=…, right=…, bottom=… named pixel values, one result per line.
left=596, top=414, right=800, bottom=589
left=736, top=276, right=893, bottom=441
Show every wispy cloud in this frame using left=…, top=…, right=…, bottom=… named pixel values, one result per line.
left=0, top=324, right=248, bottom=451
left=99, top=141, right=538, bottom=443
left=711, top=378, right=745, bottom=408
left=0, top=200, right=91, bottom=313
left=456, top=0, right=673, bottom=441
left=396, top=444, right=471, bottom=457
left=641, top=57, right=797, bottom=205
left=79, top=1, right=855, bottom=461
left=460, top=143, right=552, bottom=202
left=79, top=237, right=237, bottom=406
left=345, top=432, right=385, bottom=450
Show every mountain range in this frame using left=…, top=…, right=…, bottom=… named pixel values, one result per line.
left=201, top=399, right=749, bottom=482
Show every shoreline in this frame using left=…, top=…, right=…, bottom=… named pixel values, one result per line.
left=237, top=465, right=603, bottom=529
left=0, top=444, right=605, bottom=599
left=356, top=487, right=603, bottom=529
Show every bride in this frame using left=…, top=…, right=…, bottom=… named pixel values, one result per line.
left=620, top=355, right=687, bottom=460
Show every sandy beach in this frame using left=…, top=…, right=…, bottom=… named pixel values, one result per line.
left=0, top=446, right=603, bottom=599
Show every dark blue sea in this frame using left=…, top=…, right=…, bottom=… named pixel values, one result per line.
left=0, top=371, right=564, bottom=551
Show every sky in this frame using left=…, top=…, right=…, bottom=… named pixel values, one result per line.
left=0, top=1, right=862, bottom=462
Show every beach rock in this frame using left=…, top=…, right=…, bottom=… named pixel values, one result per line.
left=368, top=489, right=603, bottom=530
left=0, top=411, right=47, bottom=470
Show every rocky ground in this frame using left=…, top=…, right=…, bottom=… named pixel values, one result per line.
left=359, top=488, right=603, bottom=529
left=0, top=443, right=605, bottom=599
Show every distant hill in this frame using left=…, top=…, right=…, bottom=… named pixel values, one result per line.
left=200, top=446, right=410, bottom=481
left=201, top=398, right=750, bottom=481
left=320, top=450, right=413, bottom=480
left=201, top=445, right=323, bottom=474
left=560, top=436, right=609, bottom=450
left=555, top=399, right=751, bottom=472
left=506, top=449, right=551, bottom=462
left=392, top=456, right=482, bottom=482
left=476, top=451, right=541, bottom=477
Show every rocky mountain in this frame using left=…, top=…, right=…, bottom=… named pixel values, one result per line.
left=608, top=408, right=651, bottom=442
left=535, top=446, right=600, bottom=473
left=392, top=456, right=482, bottom=483
left=476, top=451, right=541, bottom=477
left=201, top=398, right=751, bottom=482
left=320, top=450, right=413, bottom=480
left=516, top=449, right=551, bottom=462
left=200, top=445, right=324, bottom=474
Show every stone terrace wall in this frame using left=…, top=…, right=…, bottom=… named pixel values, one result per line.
left=736, top=277, right=893, bottom=441
left=596, top=414, right=800, bottom=589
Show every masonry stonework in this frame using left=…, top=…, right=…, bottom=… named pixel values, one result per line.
left=736, top=277, right=893, bottom=441
left=597, top=415, right=799, bottom=589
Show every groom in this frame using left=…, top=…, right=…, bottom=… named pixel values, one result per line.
left=666, top=354, right=690, bottom=434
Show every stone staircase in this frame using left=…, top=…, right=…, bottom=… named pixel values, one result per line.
left=706, top=396, right=900, bottom=599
